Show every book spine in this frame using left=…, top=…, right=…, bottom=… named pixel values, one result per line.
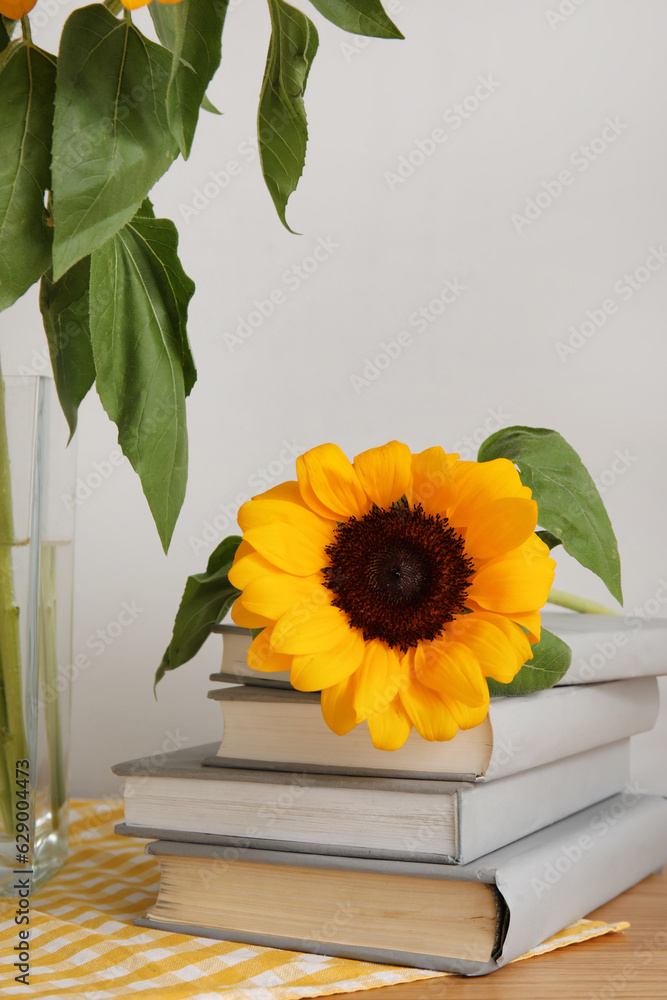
left=492, top=793, right=667, bottom=966
left=457, top=740, right=630, bottom=862
left=485, top=676, right=659, bottom=779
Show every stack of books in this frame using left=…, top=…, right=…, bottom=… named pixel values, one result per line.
left=114, top=613, right=667, bottom=976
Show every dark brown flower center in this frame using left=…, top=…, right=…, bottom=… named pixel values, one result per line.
left=322, top=499, right=474, bottom=649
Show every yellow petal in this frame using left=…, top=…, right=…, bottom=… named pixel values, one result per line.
left=243, top=523, right=329, bottom=576
left=290, top=628, right=365, bottom=691
left=465, top=610, right=532, bottom=663
left=238, top=498, right=333, bottom=540
left=442, top=692, right=490, bottom=730
left=271, top=603, right=350, bottom=655
left=0, top=0, right=35, bottom=13
left=296, top=475, right=340, bottom=521
left=352, top=640, right=404, bottom=720
left=242, top=573, right=323, bottom=620
left=297, top=443, right=370, bottom=520
left=353, top=441, right=413, bottom=509
left=410, top=447, right=458, bottom=514
left=228, top=547, right=277, bottom=591
left=251, top=481, right=309, bottom=505
left=505, top=609, right=542, bottom=643
left=414, top=639, right=489, bottom=707
left=367, top=696, right=413, bottom=750
left=246, top=623, right=294, bottom=673
left=321, top=673, right=363, bottom=735
left=463, top=497, right=538, bottom=559
left=445, top=615, right=528, bottom=684
left=400, top=652, right=459, bottom=741
left=469, top=537, right=556, bottom=613
left=465, top=600, right=542, bottom=644
left=449, top=458, right=531, bottom=527
left=232, top=538, right=255, bottom=563
left=230, top=596, right=273, bottom=628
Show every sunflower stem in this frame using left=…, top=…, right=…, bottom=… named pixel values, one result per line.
left=39, top=543, right=65, bottom=831
left=547, top=588, right=621, bottom=615
left=0, top=363, right=28, bottom=838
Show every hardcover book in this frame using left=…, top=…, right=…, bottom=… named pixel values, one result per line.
left=135, top=793, right=667, bottom=976
left=112, top=738, right=631, bottom=865
left=204, top=676, right=659, bottom=781
left=211, top=614, right=667, bottom=689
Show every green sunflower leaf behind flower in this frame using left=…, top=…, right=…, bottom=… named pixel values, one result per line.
left=478, top=426, right=623, bottom=606
left=486, top=628, right=572, bottom=697
left=156, top=535, right=242, bottom=692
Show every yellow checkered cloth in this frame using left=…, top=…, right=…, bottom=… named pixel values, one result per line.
left=0, top=800, right=629, bottom=999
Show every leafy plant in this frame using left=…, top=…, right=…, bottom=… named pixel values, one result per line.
left=0, top=0, right=403, bottom=550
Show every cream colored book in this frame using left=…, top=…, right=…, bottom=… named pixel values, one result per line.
left=136, top=794, right=667, bottom=976
left=112, top=739, right=631, bottom=865
left=205, top=675, right=659, bottom=781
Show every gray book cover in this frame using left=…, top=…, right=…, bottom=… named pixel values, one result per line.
left=113, top=739, right=631, bottom=864
left=135, top=793, right=667, bottom=976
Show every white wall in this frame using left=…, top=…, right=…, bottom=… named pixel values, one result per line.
left=1, top=0, right=666, bottom=798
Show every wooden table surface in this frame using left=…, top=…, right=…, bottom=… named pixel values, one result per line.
left=333, top=865, right=667, bottom=1000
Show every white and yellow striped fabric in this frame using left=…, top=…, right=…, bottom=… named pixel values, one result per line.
left=0, top=800, right=629, bottom=999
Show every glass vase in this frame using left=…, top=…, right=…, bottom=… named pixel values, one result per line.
left=0, top=376, right=75, bottom=897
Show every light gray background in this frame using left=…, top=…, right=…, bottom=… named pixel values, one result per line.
left=1, top=0, right=666, bottom=797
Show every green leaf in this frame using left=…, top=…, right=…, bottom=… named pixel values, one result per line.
left=201, top=93, right=221, bottom=115
left=536, top=529, right=562, bottom=550
left=1, top=17, right=15, bottom=49
left=478, top=426, right=623, bottom=605
left=89, top=208, right=196, bottom=552
left=148, top=0, right=178, bottom=50
left=307, top=0, right=403, bottom=38
left=0, top=41, right=56, bottom=312
left=39, top=258, right=95, bottom=440
left=156, top=535, right=242, bottom=690
left=136, top=196, right=156, bottom=219
left=487, top=628, right=572, bottom=697
left=149, top=0, right=228, bottom=158
left=51, top=4, right=178, bottom=279
left=259, top=0, right=319, bottom=231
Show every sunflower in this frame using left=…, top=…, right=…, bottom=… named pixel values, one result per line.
left=0, top=0, right=182, bottom=16
left=228, top=441, right=556, bottom=750
left=120, top=0, right=183, bottom=8
left=0, top=0, right=36, bottom=19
